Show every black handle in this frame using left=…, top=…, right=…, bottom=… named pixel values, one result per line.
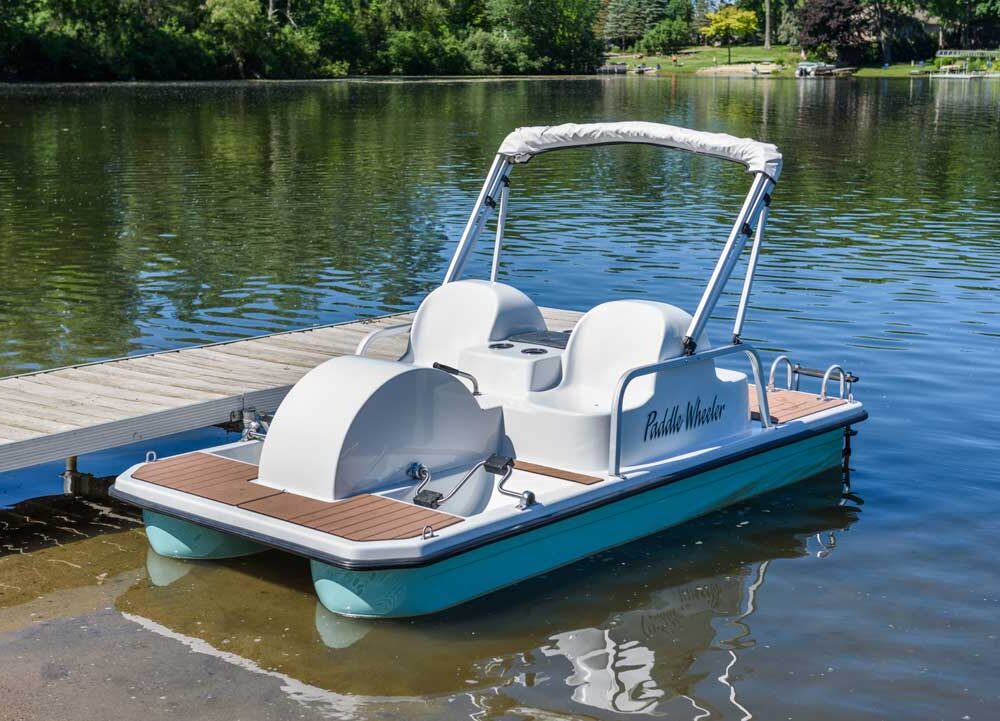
left=431, top=362, right=480, bottom=396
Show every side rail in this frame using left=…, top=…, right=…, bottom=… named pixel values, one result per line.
left=355, top=322, right=413, bottom=357
left=608, top=344, right=772, bottom=477
left=768, top=356, right=857, bottom=400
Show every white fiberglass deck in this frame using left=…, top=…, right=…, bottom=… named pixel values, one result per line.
left=0, top=308, right=583, bottom=474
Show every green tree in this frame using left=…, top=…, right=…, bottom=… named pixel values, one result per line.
left=487, top=0, right=603, bottom=72
left=692, top=0, right=711, bottom=40
left=203, top=0, right=266, bottom=77
left=636, top=0, right=692, bottom=53
left=700, top=4, right=758, bottom=63
left=637, top=17, right=691, bottom=52
left=462, top=28, right=539, bottom=72
left=923, top=0, right=1000, bottom=48
left=775, top=0, right=802, bottom=44
left=603, top=0, right=645, bottom=46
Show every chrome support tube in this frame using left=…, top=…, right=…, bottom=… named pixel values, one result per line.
left=444, top=156, right=511, bottom=283
left=436, top=460, right=486, bottom=505
left=490, top=178, right=511, bottom=282
left=683, top=173, right=772, bottom=353
left=355, top=322, right=413, bottom=356
left=608, top=343, right=773, bottom=477
left=496, top=465, right=535, bottom=509
left=732, top=204, right=768, bottom=342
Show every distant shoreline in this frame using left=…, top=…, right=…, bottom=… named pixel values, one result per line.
left=0, top=70, right=947, bottom=89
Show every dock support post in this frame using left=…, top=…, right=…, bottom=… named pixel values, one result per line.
left=62, top=455, right=113, bottom=498
left=62, top=456, right=78, bottom=494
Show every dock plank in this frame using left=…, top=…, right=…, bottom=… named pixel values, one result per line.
left=11, top=376, right=175, bottom=414
left=149, top=352, right=301, bottom=386
left=69, top=364, right=237, bottom=399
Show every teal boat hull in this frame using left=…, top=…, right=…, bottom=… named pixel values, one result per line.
left=311, top=428, right=845, bottom=618
left=143, top=509, right=266, bottom=559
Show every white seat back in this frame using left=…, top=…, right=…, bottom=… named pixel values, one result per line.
left=558, top=300, right=705, bottom=408
left=405, top=280, right=546, bottom=368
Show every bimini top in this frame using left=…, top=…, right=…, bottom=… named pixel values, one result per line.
left=497, top=121, right=782, bottom=180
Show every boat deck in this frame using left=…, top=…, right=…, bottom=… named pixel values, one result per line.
left=134, top=452, right=463, bottom=541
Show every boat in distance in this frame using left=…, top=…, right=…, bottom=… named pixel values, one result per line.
left=112, top=121, right=868, bottom=618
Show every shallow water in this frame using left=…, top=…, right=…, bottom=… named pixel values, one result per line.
left=0, top=77, right=998, bottom=720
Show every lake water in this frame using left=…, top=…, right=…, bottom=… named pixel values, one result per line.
left=0, top=77, right=998, bottom=721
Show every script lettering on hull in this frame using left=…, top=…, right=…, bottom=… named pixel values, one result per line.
left=643, top=395, right=726, bottom=442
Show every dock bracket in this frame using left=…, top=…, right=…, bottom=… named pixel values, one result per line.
left=239, top=407, right=270, bottom=441
left=61, top=456, right=113, bottom=498
left=219, top=407, right=271, bottom=440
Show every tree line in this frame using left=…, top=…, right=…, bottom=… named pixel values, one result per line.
left=1, top=0, right=997, bottom=81
left=0, top=0, right=605, bottom=80
left=602, top=0, right=999, bottom=63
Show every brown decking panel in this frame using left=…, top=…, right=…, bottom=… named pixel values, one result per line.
left=132, top=452, right=463, bottom=541
left=238, top=491, right=334, bottom=520
left=197, top=482, right=282, bottom=506
left=133, top=452, right=281, bottom=505
left=133, top=453, right=259, bottom=488
left=513, top=459, right=603, bottom=485
left=245, top=491, right=462, bottom=541
left=748, top=387, right=849, bottom=424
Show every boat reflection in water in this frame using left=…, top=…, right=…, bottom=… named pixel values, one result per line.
left=119, top=468, right=860, bottom=715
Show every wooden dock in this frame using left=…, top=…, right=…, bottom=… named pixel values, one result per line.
left=0, top=308, right=582, bottom=474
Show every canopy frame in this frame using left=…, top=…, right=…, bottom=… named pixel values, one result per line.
left=442, top=122, right=780, bottom=356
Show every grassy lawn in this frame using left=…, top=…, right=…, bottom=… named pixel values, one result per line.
left=608, top=45, right=937, bottom=77
left=854, top=63, right=935, bottom=77
left=609, top=45, right=803, bottom=75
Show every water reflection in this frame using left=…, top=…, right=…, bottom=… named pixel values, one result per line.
left=95, top=469, right=859, bottom=716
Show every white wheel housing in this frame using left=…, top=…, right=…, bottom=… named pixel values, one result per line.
left=256, top=356, right=501, bottom=502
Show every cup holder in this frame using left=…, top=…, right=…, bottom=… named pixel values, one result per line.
left=489, top=342, right=514, bottom=350
left=521, top=347, right=548, bottom=355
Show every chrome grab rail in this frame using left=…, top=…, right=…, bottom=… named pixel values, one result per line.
left=819, top=364, right=849, bottom=401
left=768, top=355, right=795, bottom=391
left=768, top=357, right=855, bottom=400
left=355, top=322, right=412, bottom=356
left=608, top=343, right=772, bottom=478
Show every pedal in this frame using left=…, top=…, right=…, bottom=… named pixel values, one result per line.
left=413, top=489, right=444, bottom=509
left=484, top=454, right=513, bottom=475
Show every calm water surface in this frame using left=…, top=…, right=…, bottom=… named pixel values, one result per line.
left=0, top=77, right=998, bottom=721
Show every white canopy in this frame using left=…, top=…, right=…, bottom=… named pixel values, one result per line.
left=497, top=121, right=782, bottom=180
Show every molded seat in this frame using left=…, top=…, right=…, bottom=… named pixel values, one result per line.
left=538, top=300, right=702, bottom=412
left=404, top=280, right=546, bottom=369
left=503, top=300, right=719, bottom=471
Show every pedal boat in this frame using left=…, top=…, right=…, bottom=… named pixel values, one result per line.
left=112, top=122, right=868, bottom=618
